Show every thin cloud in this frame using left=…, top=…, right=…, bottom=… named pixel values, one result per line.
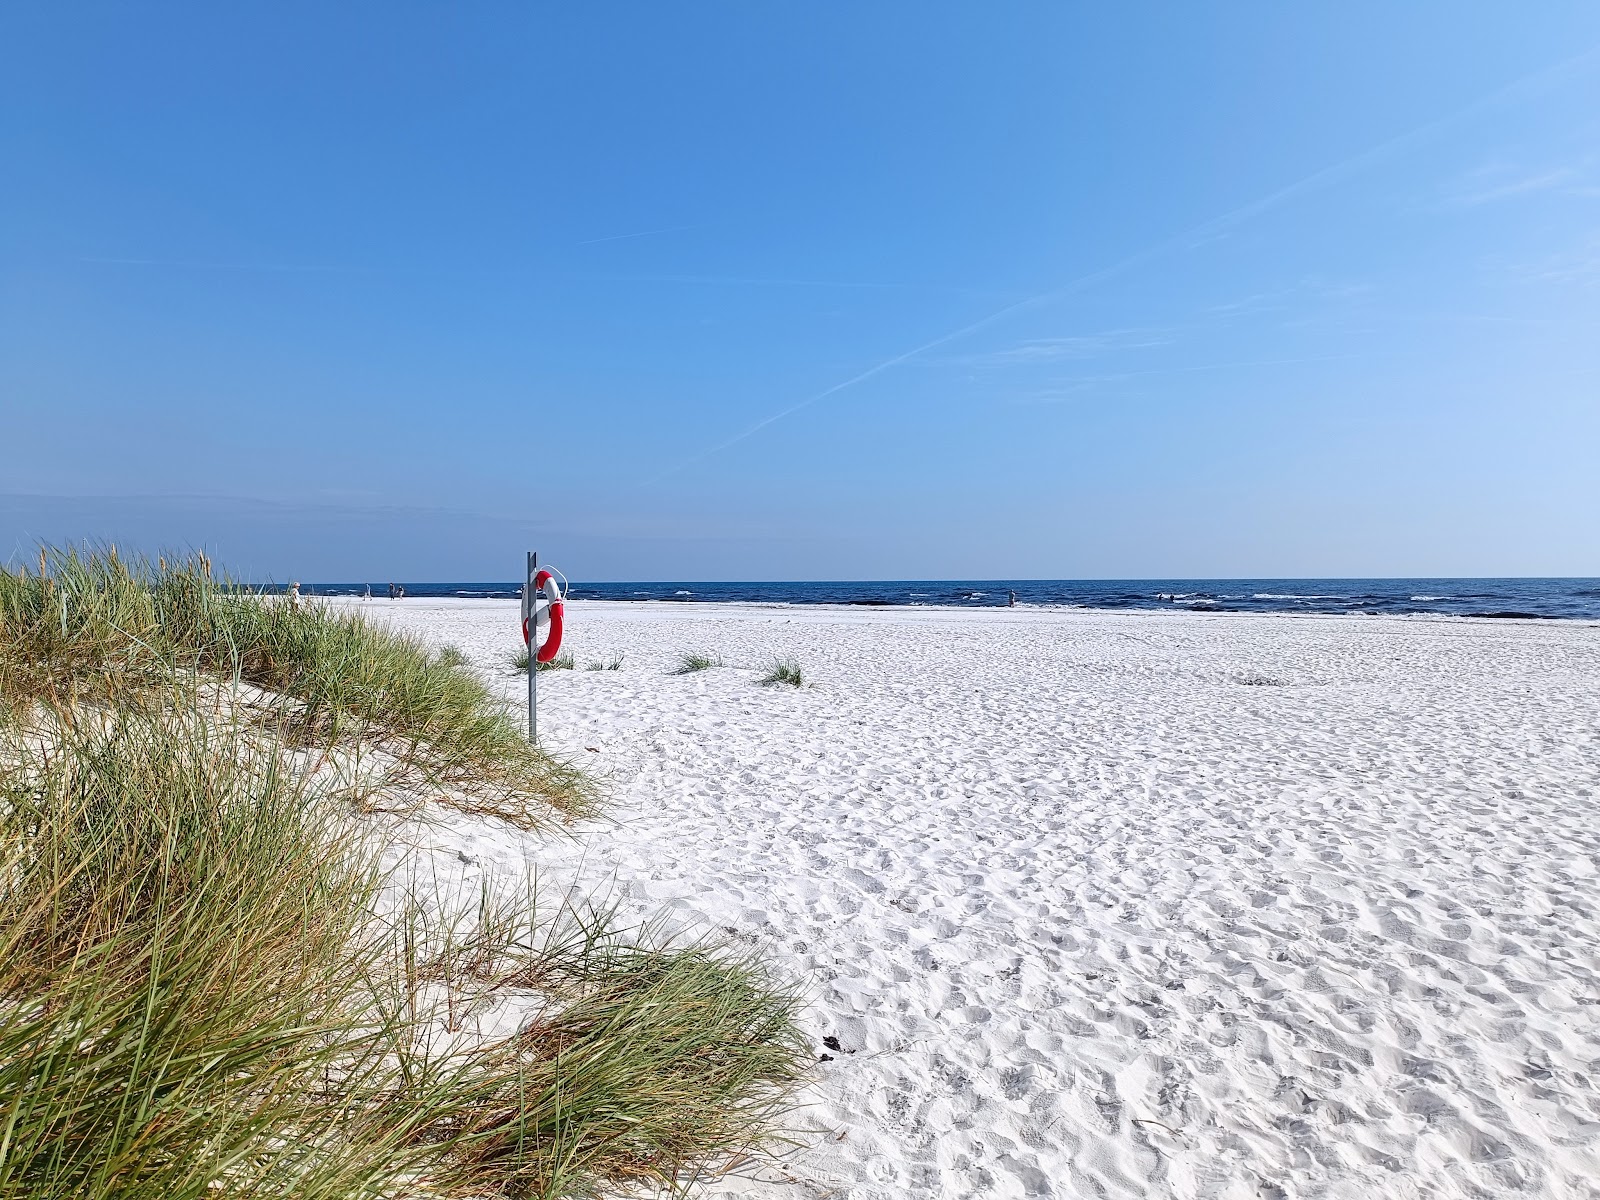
left=575, top=223, right=704, bottom=246
left=1522, top=233, right=1600, bottom=283
left=1441, top=165, right=1583, bottom=207
left=954, top=328, right=1178, bottom=367
left=567, top=271, right=1021, bottom=297
left=1204, top=278, right=1372, bottom=318
left=77, top=256, right=350, bottom=273
left=641, top=41, right=1600, bottom=485
left=1011, top=354, right=1359, bottom=404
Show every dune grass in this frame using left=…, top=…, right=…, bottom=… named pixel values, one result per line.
left=757, top=658, right=805, bottom=687
left=0, top=691, right=809, bottom=1198
left=671, top=652, right=723, bottom=675
left=0, top=545, right=811, bottom=1197
left=0, top=546, right=594, bottom=825
left=586, top=653, right=625, bottom=671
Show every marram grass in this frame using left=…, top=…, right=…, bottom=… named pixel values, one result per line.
left=0, top=693, right=809, bottom=1199
left=0, top=545, right=810, bottom=1198
left=0, top=545, right=595, bottom=826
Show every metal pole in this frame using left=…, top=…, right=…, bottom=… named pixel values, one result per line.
left=527, top=550, right=538, bottom=745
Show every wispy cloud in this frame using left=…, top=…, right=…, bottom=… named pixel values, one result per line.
left=77, top=256, right=350, bottom=273
left=1009, top=354, right=1359, bottom=404
left=954, top=328, right=1177, bottom=367
left=1521, top=232, right=1600, bottom=284
left=575, top=223, right=704, bottom=246
left=1438, top=161, right=1595, bottom=207
left=566, top=272, right=1022, bottom=298
left=1205, top=278, right=1373, bottom=319
left=959, top=278, right=1369, bottom=368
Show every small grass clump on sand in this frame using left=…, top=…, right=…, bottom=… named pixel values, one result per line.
left=672, top=651, right=723, bottom=674
left=758, top=658, right=805, bottom=687
left=0, top=691, right=809, bottom=1199
left=538, top=650, right=575, bottom=673
left=586, top=653, right=625, bottom=671
left=510, top=649, right=574, bottom=673
left=0, top=545, right=594, bottom=825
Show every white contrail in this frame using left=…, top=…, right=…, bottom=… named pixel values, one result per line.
left=643, top=42, right=1600, bottom=485
left=640, top=249, right=1157, bottom=486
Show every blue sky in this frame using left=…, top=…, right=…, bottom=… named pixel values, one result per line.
left=3, top=4, right=1599, bottom=581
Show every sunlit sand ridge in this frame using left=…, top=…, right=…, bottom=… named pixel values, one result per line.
left=367, top=598, right=1600, bottom=1200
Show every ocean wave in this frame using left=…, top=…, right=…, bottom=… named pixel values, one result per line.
left=299, top=579, right=1600, bottom=619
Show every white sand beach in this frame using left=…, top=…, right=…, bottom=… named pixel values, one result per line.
left=359, top=599, right=1600, bottom=1200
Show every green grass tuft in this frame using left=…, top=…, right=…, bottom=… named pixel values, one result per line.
left=757, top=658, right=805, bottom=687
left=671, top=651, right=723, bottom=675
left=585, top=653, right=625, bottom=671
left=511, top=648, right=574, bottom=673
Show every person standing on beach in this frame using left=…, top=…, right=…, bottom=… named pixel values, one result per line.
left=387, top=582, right=395, bottom=600
left=288, top=581, right=301, bottom=612
left=1008, top=590, right=1017, bottom=607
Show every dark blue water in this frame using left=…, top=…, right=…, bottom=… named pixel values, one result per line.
left=305, top=579, right=1600, bottom=620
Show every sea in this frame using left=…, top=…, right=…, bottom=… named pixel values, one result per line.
left=305, top=579, right=1600, bottom=621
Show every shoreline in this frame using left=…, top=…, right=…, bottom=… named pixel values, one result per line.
left=335, top=595, right=1600, bottom=629
left=309, top=577, right=1600, bottom=622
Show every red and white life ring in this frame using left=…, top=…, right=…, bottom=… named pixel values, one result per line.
left=521, top=569, right=565, bottom=662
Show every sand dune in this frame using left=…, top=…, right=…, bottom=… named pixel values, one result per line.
left=358, top=599, right=1600, bottom=1199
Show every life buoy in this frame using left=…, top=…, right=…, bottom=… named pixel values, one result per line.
left=521, top=569, right=565, bottom=662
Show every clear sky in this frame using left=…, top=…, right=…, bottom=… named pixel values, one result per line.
left=4, top=4, right=1599, bottom=581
